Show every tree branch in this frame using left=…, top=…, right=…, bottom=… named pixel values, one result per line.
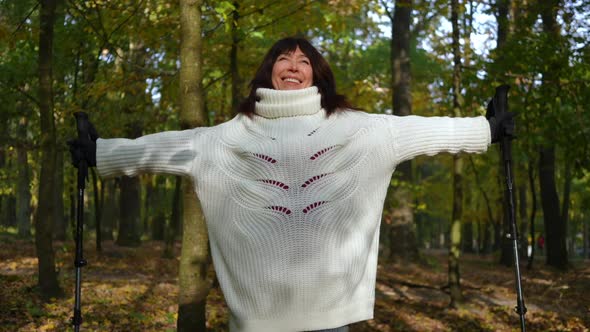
left=10, top=2, right=40, bottom=40
left=239, top=0, right=284, bottom=19
left=204, top=71, right=231, bottom=91
left=0, top=81, right=40, bottom=107
left=247, top=0, right=316, bottom=35
left=468, top=156, right=495, bottom=225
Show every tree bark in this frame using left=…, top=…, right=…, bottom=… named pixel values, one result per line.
left=53, top=148, right=66, bottom=241
left=177, top=1, right=210, bottom=331
left=144, top=176, right=154, bottom=237
left=164, top=175, right=182, bottom=258
left=116, top=37, right=146, bottom=247
left=117, top=175, right=142, bottom=247
left=100, top=179, right=117, bottom=241
left=230, top=1, right=241, bottom=113
left=584, top=218, right=589, bottom=259
left=35, top=0, right=63, bottom=300
left=463, top=220, right=474, bottom=253
left=561, top=163, right=572, bottom=254
left=52, top=4, right=66, bottom=243
left=518, top=182, right=528, bottom=260
left=448, top=0, right=463, bottom=307
left=385, top=0, right=419, bottom=262
left=16, top=116, right=32, bottom=238
left=150, top=176, right=166, bottom=241
left=91, top=168, right=102, bottom=251
left=539, top=146, right=567, bottom=268
left=527, top=160, right=537, bottom=269
left=539, top=0, right=568, bottom=270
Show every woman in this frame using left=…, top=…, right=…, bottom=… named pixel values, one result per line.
left=70, top=37, right=512, bottom=332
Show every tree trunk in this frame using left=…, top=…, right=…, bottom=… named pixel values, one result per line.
left=468, top=157, right=495, bottom=255
left=449, top=155, right=463, bottom=306
left=100, top=179, right=117, bottom=241
left=493, top=175, right=503, bottom=252
left=16, top=116, right=32, bottom=238
left=1, top=146, right=16, bottom=228
left=495, top=0, right=514, bottom=267
left=116, top=36, right=146, bottom=247
left=518, top=182, right=528, bottom=260
left=448, top=0, right=464, bottom=307
left=53, top=148, right=66, bottom=241
left=164, top=175, right=182, bottom=258
left=91, top=168, right=102, bottom=251
left=539, top=146, right=567, bottom=268
left=584, top=218, right=588, bottom=259
left=117, top=175, right=142, bottom=247
left=35, top=0, right=63, bottom=300
left=52, top=4, right=66, bottom=243
left=230, top=0, right=241, bottom=112
left=539, top=0, right=568, bottom=270
left=69, top=185, right=75, bottom=240
left=177, top=1, right=210, bottom=331
left=527, top=160, right=537, bottom=269
left=144, top=176, right=154, bottom=237
left=150, top=176, right=166, bottom=241
left=561, top=163, right=572, bottom=254
left=385, top=0, right=418, bottom=262
left=463, top=221, right=474, bottom=253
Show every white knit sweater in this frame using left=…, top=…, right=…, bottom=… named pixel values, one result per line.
left=97, top=86, right=490, bottom=331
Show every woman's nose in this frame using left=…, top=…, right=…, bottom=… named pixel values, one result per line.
left=288, top=60, right=298, bottom=71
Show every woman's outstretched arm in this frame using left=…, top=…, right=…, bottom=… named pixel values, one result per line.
left=97, top=128, right=204, bottom=178
left=388, top=115, right=491, bottom=164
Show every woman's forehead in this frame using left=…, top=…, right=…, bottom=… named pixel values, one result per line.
left=279, top=47, right=309, bottom=57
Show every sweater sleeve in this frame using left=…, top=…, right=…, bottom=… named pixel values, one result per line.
left=389, top=115, right=491, bottom=164
left=96, top=128, right=202, bottom=178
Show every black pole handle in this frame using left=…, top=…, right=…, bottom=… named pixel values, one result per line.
left=493, top=84, right=510, bottom=117
left=74, top=112, right=90, bottom=189
left=74, top=112, right=90, bottom=141
left=494, top=84, right=512, bottom=161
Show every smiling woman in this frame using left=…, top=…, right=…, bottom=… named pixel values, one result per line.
left=271, top=47, right=313, bottom=90
left=68, top=36, right=512, bottom=332
left=238, top=37, right=358, bottom=116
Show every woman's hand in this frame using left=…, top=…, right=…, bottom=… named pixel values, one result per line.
left=486, top=100, right=515, bottom=144
left=67, top=119, right=99, bottom=168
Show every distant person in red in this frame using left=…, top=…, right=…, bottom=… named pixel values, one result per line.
left=537, top=235, right=545, bottom=251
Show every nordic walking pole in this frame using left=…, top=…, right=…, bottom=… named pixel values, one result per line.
left=72, top=112, right=90, bottom=331
left=490, top=85, right=527, bottom=331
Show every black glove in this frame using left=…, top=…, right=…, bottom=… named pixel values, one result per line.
left=67, top=120, right=99, bottom=168
left=486, top=99, right=515, bottom=144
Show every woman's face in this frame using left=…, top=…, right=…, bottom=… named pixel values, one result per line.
left=271, top=46, right=313, bottom=90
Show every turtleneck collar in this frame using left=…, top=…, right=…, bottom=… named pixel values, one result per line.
left=255, top=86, right=322, bottom=119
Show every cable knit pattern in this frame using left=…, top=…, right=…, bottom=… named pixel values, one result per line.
left=96, top=86, right=491, bottom=332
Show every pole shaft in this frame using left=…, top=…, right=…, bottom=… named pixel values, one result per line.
left=72, top=112, right=89, bottom=329
left=504, top=155, right=527, bottom=331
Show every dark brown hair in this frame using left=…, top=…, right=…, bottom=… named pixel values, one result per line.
left=238, top=37, right=358, bottom=116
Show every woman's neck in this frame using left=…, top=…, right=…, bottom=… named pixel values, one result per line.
left=254, top=86, right=322, bottom=119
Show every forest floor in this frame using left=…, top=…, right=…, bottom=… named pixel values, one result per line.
left=0, top=235, right=588, bottom=332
